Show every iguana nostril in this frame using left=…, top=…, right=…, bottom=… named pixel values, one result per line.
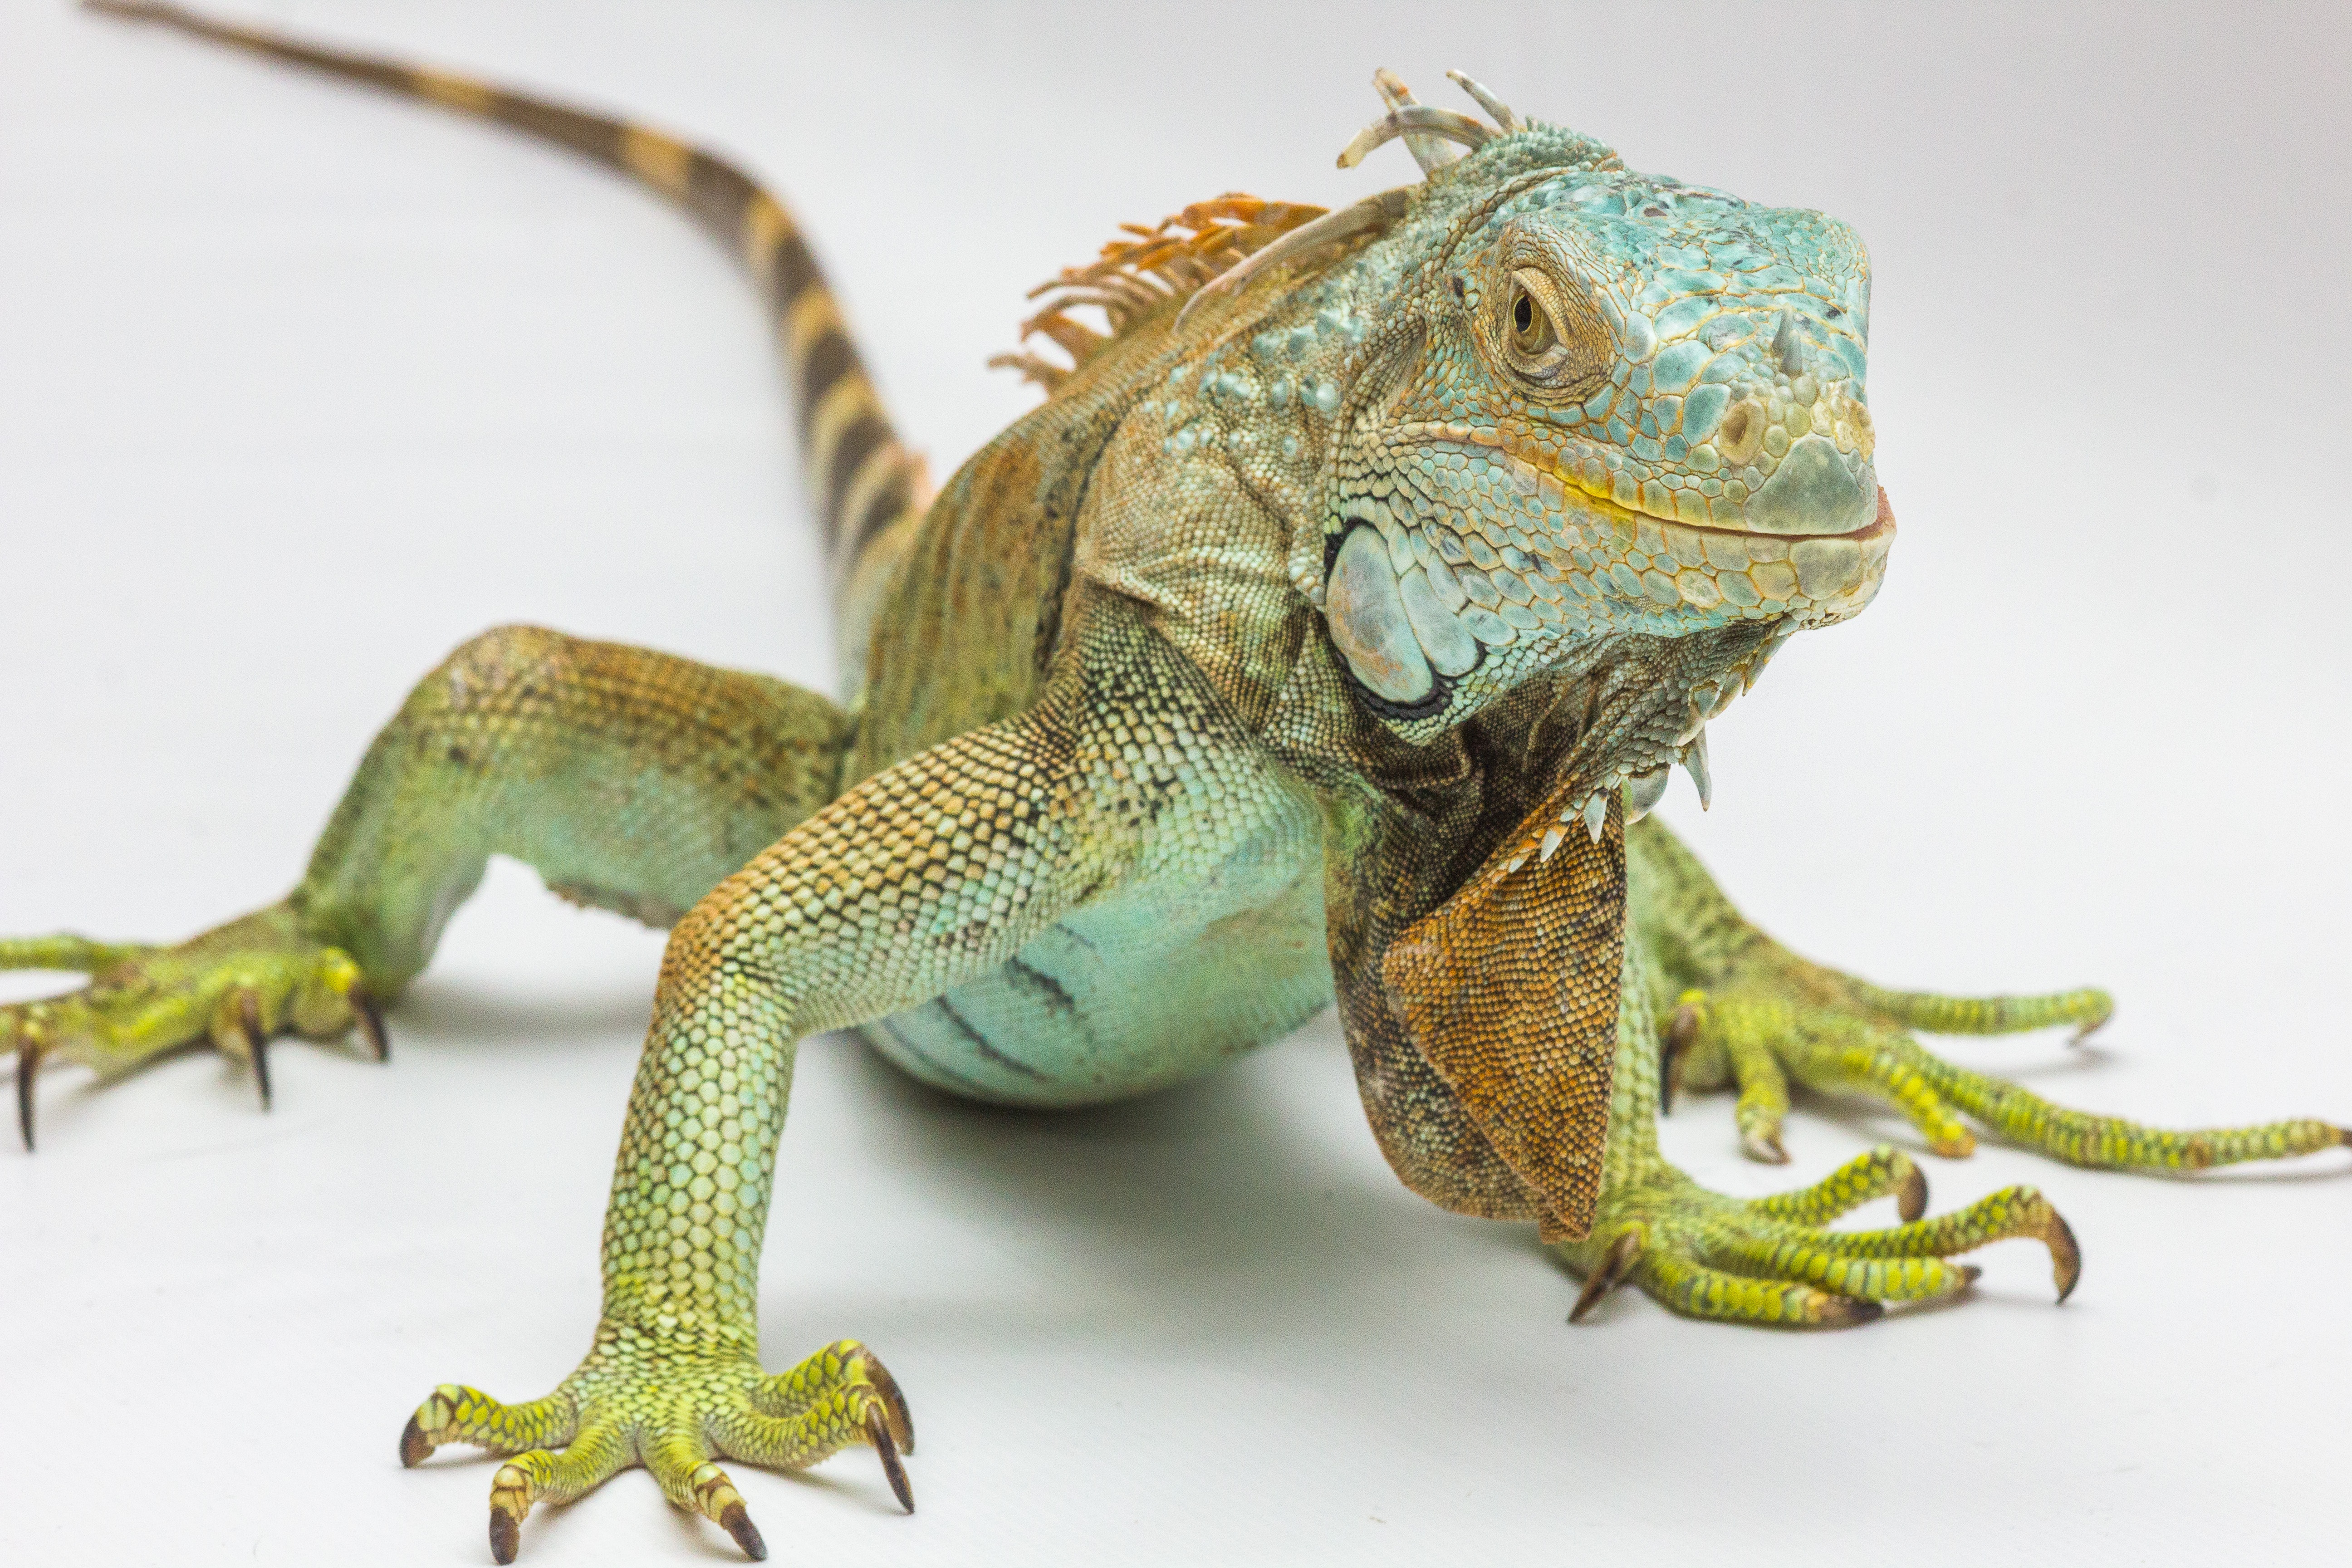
left=1716, top=398, right=1766, bottom=465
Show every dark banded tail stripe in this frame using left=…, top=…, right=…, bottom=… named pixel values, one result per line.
left=91, top=0, right=930, bottom=579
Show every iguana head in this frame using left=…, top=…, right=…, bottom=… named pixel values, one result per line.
left=1014, top=71, right=1892, bottom=827
left=1245, top=76, right=1885, bottom=813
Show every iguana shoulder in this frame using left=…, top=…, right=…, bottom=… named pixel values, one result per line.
left=843, top=199, right=1345, bottom=782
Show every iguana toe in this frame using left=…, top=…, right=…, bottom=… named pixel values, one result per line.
left=1558, top=1156, right=2078, bottom=1328
left=1669, top=975, right=2344, bottom=1171
left=406, top=1333, right=912, bottom=1561
left=0, top=903, right=387, bottom=1147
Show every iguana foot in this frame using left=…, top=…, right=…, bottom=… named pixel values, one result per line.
left=1664, top=979, right=2349, bottom=1171
left=402, top=1329, right=915, bottom=1563
left=1558, top=1145, right=2079, bottom=1326
left=0, top=903, right=387, bottom=1147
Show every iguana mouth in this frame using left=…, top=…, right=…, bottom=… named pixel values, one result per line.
left=1318, top=484, right=1892, bottom=720
left=1566, top=474, right=1896, bottom=546
left=1319, top=470, right=1886, bottom=823
left=1371, top=410, right=1881, bottom=539
left=1480, top=428, right=1888, bottom=551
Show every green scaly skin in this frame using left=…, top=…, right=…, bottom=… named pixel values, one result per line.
left=1628, top=820, right=2344, bottom=1175
left=11, top=10, right=2346, bottom=1562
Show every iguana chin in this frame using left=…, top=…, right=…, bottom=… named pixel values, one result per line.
left=10, top=5, right=2344, bottom=1563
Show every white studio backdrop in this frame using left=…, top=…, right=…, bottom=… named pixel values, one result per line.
left=2, top=2, right=2346, bottom=1564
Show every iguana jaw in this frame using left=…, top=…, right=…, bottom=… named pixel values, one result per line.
left=1308, top=412, right=1893, bottom=829
left=1545, top=614, right=1796, bottom=845
left=1315, top=448, right=1893, bottom=734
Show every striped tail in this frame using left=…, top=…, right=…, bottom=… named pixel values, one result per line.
left=89, top=1, right=930, bottom=690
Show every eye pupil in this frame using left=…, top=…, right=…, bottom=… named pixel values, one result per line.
left=1500, top=271, right=1568, bottom=370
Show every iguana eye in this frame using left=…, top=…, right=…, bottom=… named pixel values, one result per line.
left=1508, top=277, right=1555, bottom=355
left=1479, top=249, right=1611, bottom=398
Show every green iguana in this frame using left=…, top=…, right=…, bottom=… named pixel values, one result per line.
left=12, top=5, right=2345, bottom=1562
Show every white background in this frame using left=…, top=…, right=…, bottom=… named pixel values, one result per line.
left=3, top=3, right=2347, bottom=1564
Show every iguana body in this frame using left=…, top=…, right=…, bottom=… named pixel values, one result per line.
left=9, top=6, right=2344, bottom=1563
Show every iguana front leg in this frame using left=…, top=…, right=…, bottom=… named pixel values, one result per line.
left=1557, top=945, right=2082, bottom=1326
left=1335, top=779, right=2171, bottom=1328
left=1626, top=816, right=2347, bottom=1170
left=399, top=609, right=1284, bottom=1559
left=2, top=625, right=848, bottom=1142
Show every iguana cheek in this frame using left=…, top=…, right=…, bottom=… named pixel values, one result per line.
left=1326, top=526, right=1436, bottom=703
left=1396, top=564, right=1480, bottom=676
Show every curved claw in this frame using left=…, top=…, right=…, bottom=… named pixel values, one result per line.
left=488, top=1465, right=527, bottom=1564
left=717, top=1498, right=767, bottom=1561
left=684, top=1464, right=767, bottom=1561
left=1817, top=1294, right=1884, bottom=1328
left=1568, top=1227, right=1645, bottom=1324
left=16, top=1033, right=43, bottom=1153
left=240, top=990, right=272, bottom=1110
left=1741, top=1127, right=1790, bottom=1164
left=2045, top=1206, right=2082, bottom=1303
left=865, top=1404, right=914, bottom=1514
left=350, top=991, right=390, bottom=1062
left=398, top=1412, right=432, bottom=1468
left=859, top=1350, right=916, bottom=1455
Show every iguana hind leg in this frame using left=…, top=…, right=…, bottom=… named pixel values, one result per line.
left=1669, top=987, right=2347, bottom=1170
left=1629, top=816, right=2348, bottom=1171
left=2, top=625, right=849, bottom=1143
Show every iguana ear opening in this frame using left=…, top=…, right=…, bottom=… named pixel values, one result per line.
left=1378, top=784, right=1627, bottom=1242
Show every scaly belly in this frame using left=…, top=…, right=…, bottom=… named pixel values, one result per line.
left=862, top=782, right=1334, bottom=1106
